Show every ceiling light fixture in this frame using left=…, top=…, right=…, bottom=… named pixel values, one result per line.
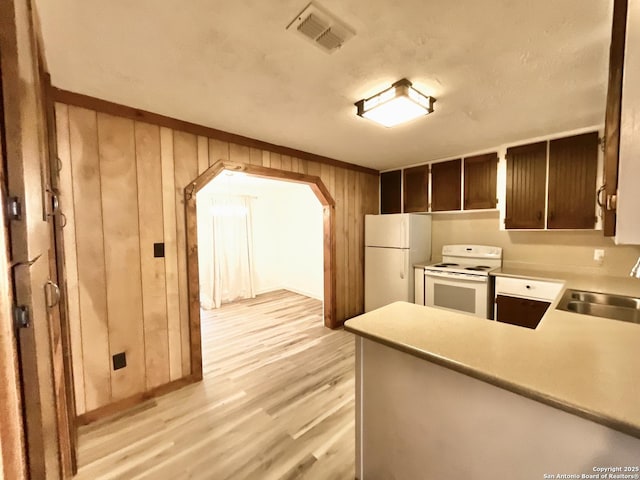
left=355, top=79, right=436, bottom=128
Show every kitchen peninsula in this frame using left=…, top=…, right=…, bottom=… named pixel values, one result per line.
left=345, top=274, right=640, bottom=479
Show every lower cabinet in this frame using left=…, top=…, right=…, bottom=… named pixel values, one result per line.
left=493, top=276, right=564, bottom=329
left=495, top=295, right=550, bottom=329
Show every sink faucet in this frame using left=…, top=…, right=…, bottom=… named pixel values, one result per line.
left=632, top=257, right=640, bottom=279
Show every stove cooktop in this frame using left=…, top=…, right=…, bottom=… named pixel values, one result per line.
left=425, top=245, right=503, bottom=276
left=424, top=262, right=498, bottom=276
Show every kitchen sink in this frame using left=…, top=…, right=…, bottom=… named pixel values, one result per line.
left=556, top=289, right=640, bottom=324
left=568, top=291, right=640, bottom=309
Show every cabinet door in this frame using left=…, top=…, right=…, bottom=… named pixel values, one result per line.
left=380, top=170, right=402, bottom=214
left=403, top=165, right=429, bottom=213
left=616, top=0, right=640, bottom=244
left=602, top=0, right=628, bottom=236
left=431, top=159, right=461, bottom=211
left=496, top=295, right=550, bottom=329
left=547, top=132, right=598, bottom=229
left=505, top=142, right=547, bottom=229
left=464, top=152, right=498, bottom=210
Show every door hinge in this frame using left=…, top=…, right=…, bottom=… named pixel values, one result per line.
left=13, top=305, right=30, bottom=330
left=606, top=194, right=617, bottom=211
left=7, top=196, right=22, bottom=221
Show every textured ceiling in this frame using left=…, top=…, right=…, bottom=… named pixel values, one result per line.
left=35, top=0, right=612, bottom=170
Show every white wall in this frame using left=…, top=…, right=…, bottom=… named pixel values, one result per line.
left=251, top=189, right=284, bottom=295
left=432, top=211, right=640, bottom=276
left=197, top=174, right=324, bottom=301
left=276, top=185, right=324, bottom=299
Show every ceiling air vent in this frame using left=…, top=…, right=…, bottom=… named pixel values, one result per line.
left=298, top=13, right=328, bottom=39
left=316, top=28, right=344, bottom=51
left=287, top=2, right=355, bottom=54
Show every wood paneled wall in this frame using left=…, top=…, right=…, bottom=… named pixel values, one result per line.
left=54, top=100, right=378, bottom=415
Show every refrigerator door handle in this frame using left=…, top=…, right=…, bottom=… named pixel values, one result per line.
left=401, top=216, right=407, bottom=248
left=401, top=250, right=408, bottom=279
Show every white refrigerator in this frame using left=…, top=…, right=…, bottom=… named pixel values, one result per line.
left=364, top=213, right=432, bottom=312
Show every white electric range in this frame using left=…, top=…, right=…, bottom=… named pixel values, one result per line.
left=415, top=244, right=503, bottom=319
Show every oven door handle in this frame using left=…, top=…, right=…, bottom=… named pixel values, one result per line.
left=424, top=271, right=488, bottom=283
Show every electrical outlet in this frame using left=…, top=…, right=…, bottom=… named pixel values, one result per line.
left=154, top=242, right=165, bottom=258
left=112, top=352, right=127, bottom=370
left=594, top=249, right=605, bottom=265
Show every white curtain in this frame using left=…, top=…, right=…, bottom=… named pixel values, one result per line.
left=198, top=193, right=256, bottom=309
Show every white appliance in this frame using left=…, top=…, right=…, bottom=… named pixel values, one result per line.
left=415, top=245, right=503, bottom=319
left=364, top=214, right=432, bottom=312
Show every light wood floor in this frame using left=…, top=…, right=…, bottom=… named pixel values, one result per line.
left=74, top=290, right=355, bottom=479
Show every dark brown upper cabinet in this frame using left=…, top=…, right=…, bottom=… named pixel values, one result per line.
left=547, top=132, right=598, bottom=229
left=505, top=142, right=547, bottom=229
left=431, top=159, right=461, bottom=211
left=380, top=170, right=402, bottom=214
left=602, top=0, right=640, bottom=244
left=403, top=165, right=429, bottom=213
left=602, top=0, right=628, bottom=236
left=464, top=153, right=498, bottom=210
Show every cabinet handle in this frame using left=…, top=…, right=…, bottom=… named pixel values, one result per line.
left=596, top=184, right=606, bottom=207
left=44, top=280, right=61, bottom=309
left=51, top=192, right=60, bottom=214
left=46, top=190, right=67, bottom=228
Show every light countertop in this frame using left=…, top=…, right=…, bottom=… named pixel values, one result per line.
left=345, top=270, right=640, bottom=439
left=492, top=266, right=640, bottom=298
left=413, top=262, right=433, bottom=269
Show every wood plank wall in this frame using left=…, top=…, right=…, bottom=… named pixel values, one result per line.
left=54, top=101, right=378, bottom=415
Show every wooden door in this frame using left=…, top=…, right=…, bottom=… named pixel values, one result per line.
left=464, top=153, right=497, bottom=210
left=547, top=132, right=598, bottom=229
left=380, top=170, right=401, bottom=214
left=495, top=295, right=549, bottom=329
left=44, top=249, right=74, bottom=477
left=2, top=0, right=75, bottom=474
left=431, top=159, right=461, bottom=211
left=0, top=57, right=28, bottom=480
left=41, top=74, right=77, bottom=476
left=403, top=165, right=429, bottom=212
left=505, top=142, right=547, bottom=229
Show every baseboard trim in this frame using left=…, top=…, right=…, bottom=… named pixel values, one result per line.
left=76, top=375, right=199, bottom=425
left=282, top=286, right=323, bottom=301
left=254, top=286, right=323, bottom=301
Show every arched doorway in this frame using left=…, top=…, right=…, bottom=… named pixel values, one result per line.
left=184, top=160, right=336, bottom=379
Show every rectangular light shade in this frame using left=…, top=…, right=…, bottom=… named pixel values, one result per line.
left=356, top=79, right=435, bottom=127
